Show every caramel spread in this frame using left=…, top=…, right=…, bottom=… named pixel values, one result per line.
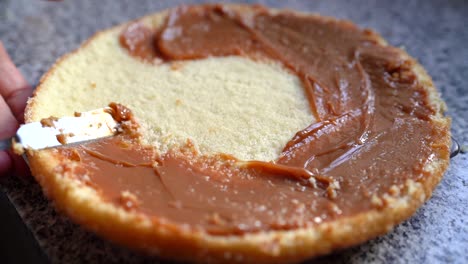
left=57, top=5, right=448, bottom=235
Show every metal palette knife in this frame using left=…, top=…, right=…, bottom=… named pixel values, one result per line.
left=0, top=107, right=119, bottom=153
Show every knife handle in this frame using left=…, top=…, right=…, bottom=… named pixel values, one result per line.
left=0, top=138, right=29, bottom=166
left=0, top=138, right=12, bottom=151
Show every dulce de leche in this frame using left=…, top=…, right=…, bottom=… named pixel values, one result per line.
left=57, top=4, right=449, bottom=235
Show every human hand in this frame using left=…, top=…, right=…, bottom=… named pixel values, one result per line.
left=0, top=41, right=33, bottom=177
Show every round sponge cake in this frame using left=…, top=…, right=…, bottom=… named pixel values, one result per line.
left=25, top=4, right=450, bottom=263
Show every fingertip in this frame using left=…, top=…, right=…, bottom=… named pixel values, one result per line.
left=0, top=40, right=33, bottom=123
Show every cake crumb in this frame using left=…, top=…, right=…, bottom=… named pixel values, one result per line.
left=371, top=194, right=384, bottom=209
left=40, top=116, right=58, bottom=128
left=56, top=133, right=75, bottom=145
left=56, top=134, right=66, bottom=145
left=308, top=177, right=318, bottom=188
left=388, top=185, right=400, bottom=196
left=170, top=61, right=185, bottom=71
left=206, top=213, right=226, bottom=226
left=326, top=179, right=340, bottom=199
left=11, top=138, right=25, bottom=155
left=328, top=202, right=342, bottom=215
left=61, top=148, right=81, bottom=162
left=119, top=191, right=140, bottom=211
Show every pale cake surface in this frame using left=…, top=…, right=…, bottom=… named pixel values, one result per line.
left=30, top=27, right=314, bottom=161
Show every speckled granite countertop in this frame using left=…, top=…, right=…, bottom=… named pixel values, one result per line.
left=0, top=0, right=467, bottom=263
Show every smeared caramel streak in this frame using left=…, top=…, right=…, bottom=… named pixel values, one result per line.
left=246, top=160, right=318, bottom=182
left=81, top=147, right=153, bottom=167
